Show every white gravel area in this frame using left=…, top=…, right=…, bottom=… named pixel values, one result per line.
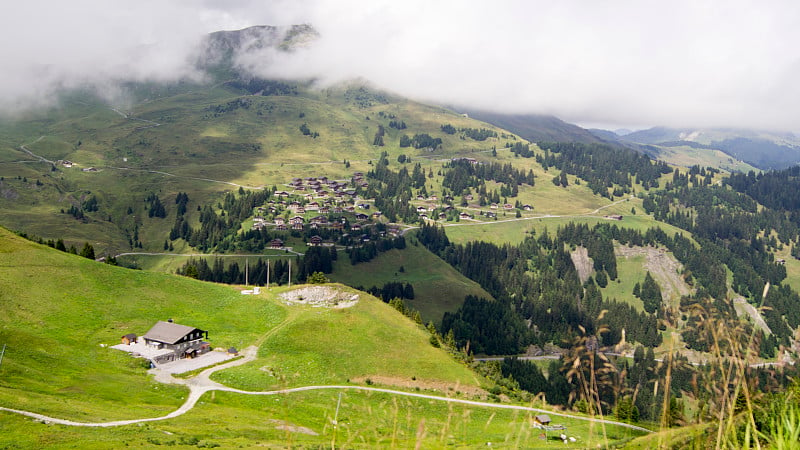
left=154, top=350, right=236, bottom=375
left=111, top=341, right=172, bottom=360
left=279, top=286, right=359, bottom=308
left=112, top=342, right=237, bottom=374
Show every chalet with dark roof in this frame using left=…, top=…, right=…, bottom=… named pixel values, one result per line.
left=310, top=215, right=329, bottom=225
left=142, top=321, right=210, bottom=361
left=534, top=414, right=551, bottom=426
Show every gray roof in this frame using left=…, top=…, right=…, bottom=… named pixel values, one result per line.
left=535, top=414, right=551, bottom=423
left=142, top=321, right=202, bottom=345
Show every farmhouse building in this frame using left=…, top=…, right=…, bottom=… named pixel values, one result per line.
left=142, top=321, right=210, bottom=362
left=534, top=414, right=551, bottom=426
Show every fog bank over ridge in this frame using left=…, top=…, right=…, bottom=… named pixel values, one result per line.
left=2, top=0, right=799, bottom=132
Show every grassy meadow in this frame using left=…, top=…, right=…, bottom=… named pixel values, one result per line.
left=0, top=227, right=649, bottom=448
left=328, top=243, right=494, bottom=322
left=0, top=227, right=286, bottom=422
left=653, top=144, right=758, bottom=173
left=0, top=81, right=523, bottom=258
left=211, top=284, right=482, bottom=391
left=0, top=387, right=645, bottom=449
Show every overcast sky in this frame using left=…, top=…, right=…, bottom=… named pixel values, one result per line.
left=3, top=0, right=799, bottom=132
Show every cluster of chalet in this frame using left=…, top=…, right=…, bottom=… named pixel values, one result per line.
left=251, top=173, right=388, bottom=249
left=268, top=234, right=328, bottom=249
left=121, top=320, right=211, bottom=365
left=279, top=174, right=366, bottom=199
left=415, top=202, right=532, bottom=223
left=487, top=202, right=533, bottom=211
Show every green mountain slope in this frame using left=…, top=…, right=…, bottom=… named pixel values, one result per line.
left=0, top=226, right=282, bottom=420
left=2, top=227, right=546, bottom=447
left=0, top=227, right=647, bottom=448
left=0, top=82, right=522, bottom=253
left=328, top=243, right=495, bottom=322
left=460, top=109, right=607, bottom=144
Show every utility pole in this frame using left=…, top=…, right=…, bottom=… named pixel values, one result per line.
left=266, top=260, right=270, bottom=289
left=0, top=344, right=6, bottom=369
left=331, top=392, right=342, bottom=449
left=288, top=260, right=292, bottom=288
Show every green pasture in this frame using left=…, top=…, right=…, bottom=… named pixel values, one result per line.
left=655, top=144, right=758, bottom=173
left=601, top=252, right=648, bottom=311
left=328, top=243, right=494, bottom=322
left=211, top=283, right=482, bottom=390
left=0, top=389, right=646, bottom=449
left=442, top=213, right=685, bottom=247
left=0, top=229, right=646, bottom=448
left=0, top=227, right=285, bottom=421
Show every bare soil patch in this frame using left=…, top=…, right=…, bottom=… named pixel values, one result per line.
left=350, top=376, right=487, bottom=399
left=267, top=419, right=319, bottom=435
left=279, top=285, right=359, bottom=308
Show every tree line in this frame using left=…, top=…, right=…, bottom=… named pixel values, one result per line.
left=419, top=222, right=664, bottom=355
left=537, top=142, right=672, bottom=197
left=441, top=159, right=534, bottom=199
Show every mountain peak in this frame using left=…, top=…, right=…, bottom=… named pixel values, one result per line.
left=198, top=24, right=319, bottom=68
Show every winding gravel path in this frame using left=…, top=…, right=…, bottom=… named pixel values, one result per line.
left=0, top=345, right=652, bottom=433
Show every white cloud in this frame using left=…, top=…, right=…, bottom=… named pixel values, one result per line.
left=2, top=0, right=800, bottom=131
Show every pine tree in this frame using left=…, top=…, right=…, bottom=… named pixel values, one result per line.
left=79, top=242, right=95, bottom=260
left=640, top=272, right=662, bottom=314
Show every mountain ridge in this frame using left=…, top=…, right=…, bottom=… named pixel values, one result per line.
left=594, top=126, right=800, bottom=170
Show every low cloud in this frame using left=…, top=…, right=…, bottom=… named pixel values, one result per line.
left=3, top=0, right=800, bottom=132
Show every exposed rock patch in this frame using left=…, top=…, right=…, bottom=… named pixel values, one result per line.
left=570, top=246, right=594, bottom=284
left=279, top=285, right=359, bottom=308
left=615, top=245, right=692, bottom=302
